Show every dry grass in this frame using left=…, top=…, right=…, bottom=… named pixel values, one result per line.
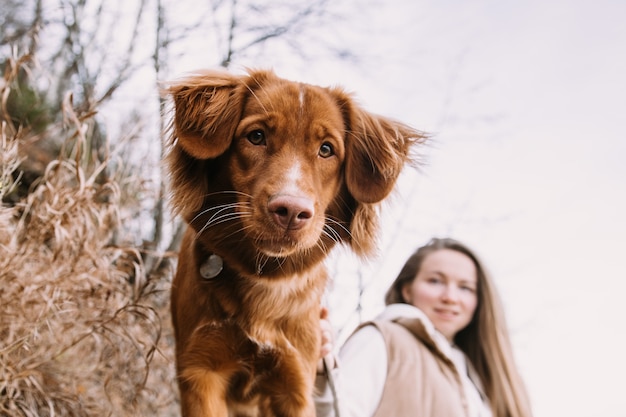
left=1, top=55, right=178, bottom=416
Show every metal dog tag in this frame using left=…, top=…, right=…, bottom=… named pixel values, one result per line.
left=199, top=253, right=223, bottom=279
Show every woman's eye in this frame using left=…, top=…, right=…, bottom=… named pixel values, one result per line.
left=319, top=142, right=334, bottom=158
left=247, top=130, right=266, bottom=145
left=427, top=277, right=442, bottom=284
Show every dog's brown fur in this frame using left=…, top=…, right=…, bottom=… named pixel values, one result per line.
left=165, top=69, right=425, bottom=417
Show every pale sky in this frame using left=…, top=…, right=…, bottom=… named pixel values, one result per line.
left=164, top=0, right=626, bottom=415
left=266, top=2, right=626, bottom=416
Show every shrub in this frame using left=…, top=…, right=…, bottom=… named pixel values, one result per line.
left=1, top=53, right=177, bottom=417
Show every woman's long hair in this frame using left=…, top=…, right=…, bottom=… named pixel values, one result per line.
left=385, top=237, right=533, bottom=417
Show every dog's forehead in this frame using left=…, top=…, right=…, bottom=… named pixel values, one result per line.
left=243, top=81, right=345, bottom=132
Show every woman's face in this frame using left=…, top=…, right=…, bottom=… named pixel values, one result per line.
left=402, top=249, right=479, bottom=342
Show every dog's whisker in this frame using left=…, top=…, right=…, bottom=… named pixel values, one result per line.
left=322, top=218, right=374, bottom=255
left=314, top=237, right=332, bottom=257
left=191, top=203, right=237, bottom=224
left=190, top=197, right=253, bottom=224
left=324, top=217, right=351, bottom=240
left=319, top=232, right=338, bottom=252
left=322, top=224, right=343, bottom=243
left=198, top=201, right=248, bottom=215
left=273, top=255, right=286, bottom=274
left=197, top=217, right=235, bottom=238
left=255, top=252, right=270, bottom=275
left=325, top=215, right=351, bottom=233
left=195, top=208, right=247, bottom=237
left=196, top=213, right=253, bottom=238
left=194, top=206, right=239, bottom=227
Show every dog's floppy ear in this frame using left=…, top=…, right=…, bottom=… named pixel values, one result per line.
left=332, top=89, right=426, bottom=204
left=167, top=70, right=246, bottom=159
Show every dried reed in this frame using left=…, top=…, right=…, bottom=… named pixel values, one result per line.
left=1, top=54, right=177, bottom=416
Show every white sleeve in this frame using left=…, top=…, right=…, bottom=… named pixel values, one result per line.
left=338, top=325, right=387, bottom=417
left=315, top=325, right=387, bottom=417
left=314, top=369, right=337, bottom=417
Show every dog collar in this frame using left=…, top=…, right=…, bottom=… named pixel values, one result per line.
left=199, top=253, right=223, bottom=279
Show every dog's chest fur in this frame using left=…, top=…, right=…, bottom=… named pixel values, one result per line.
left=181, top=243, right=326, bottom=415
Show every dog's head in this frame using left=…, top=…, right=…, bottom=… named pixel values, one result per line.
left=166, top=69, right=425, bottom=270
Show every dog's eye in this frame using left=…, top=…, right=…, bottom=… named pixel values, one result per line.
left=319, top=142, right=334, bottom=158
left=247, top=130, right=266, bottom=145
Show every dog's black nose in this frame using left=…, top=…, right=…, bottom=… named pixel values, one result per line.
left=268, top=195, right=314, bottom=230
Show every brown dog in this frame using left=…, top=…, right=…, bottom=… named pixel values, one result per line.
left=165, top=69, right=424, bottom=417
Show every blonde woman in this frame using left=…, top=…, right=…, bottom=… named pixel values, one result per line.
left=315, top=237, right=532, bottom=417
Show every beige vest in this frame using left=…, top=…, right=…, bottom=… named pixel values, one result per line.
left=368, top=319, right=470, bottom=417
